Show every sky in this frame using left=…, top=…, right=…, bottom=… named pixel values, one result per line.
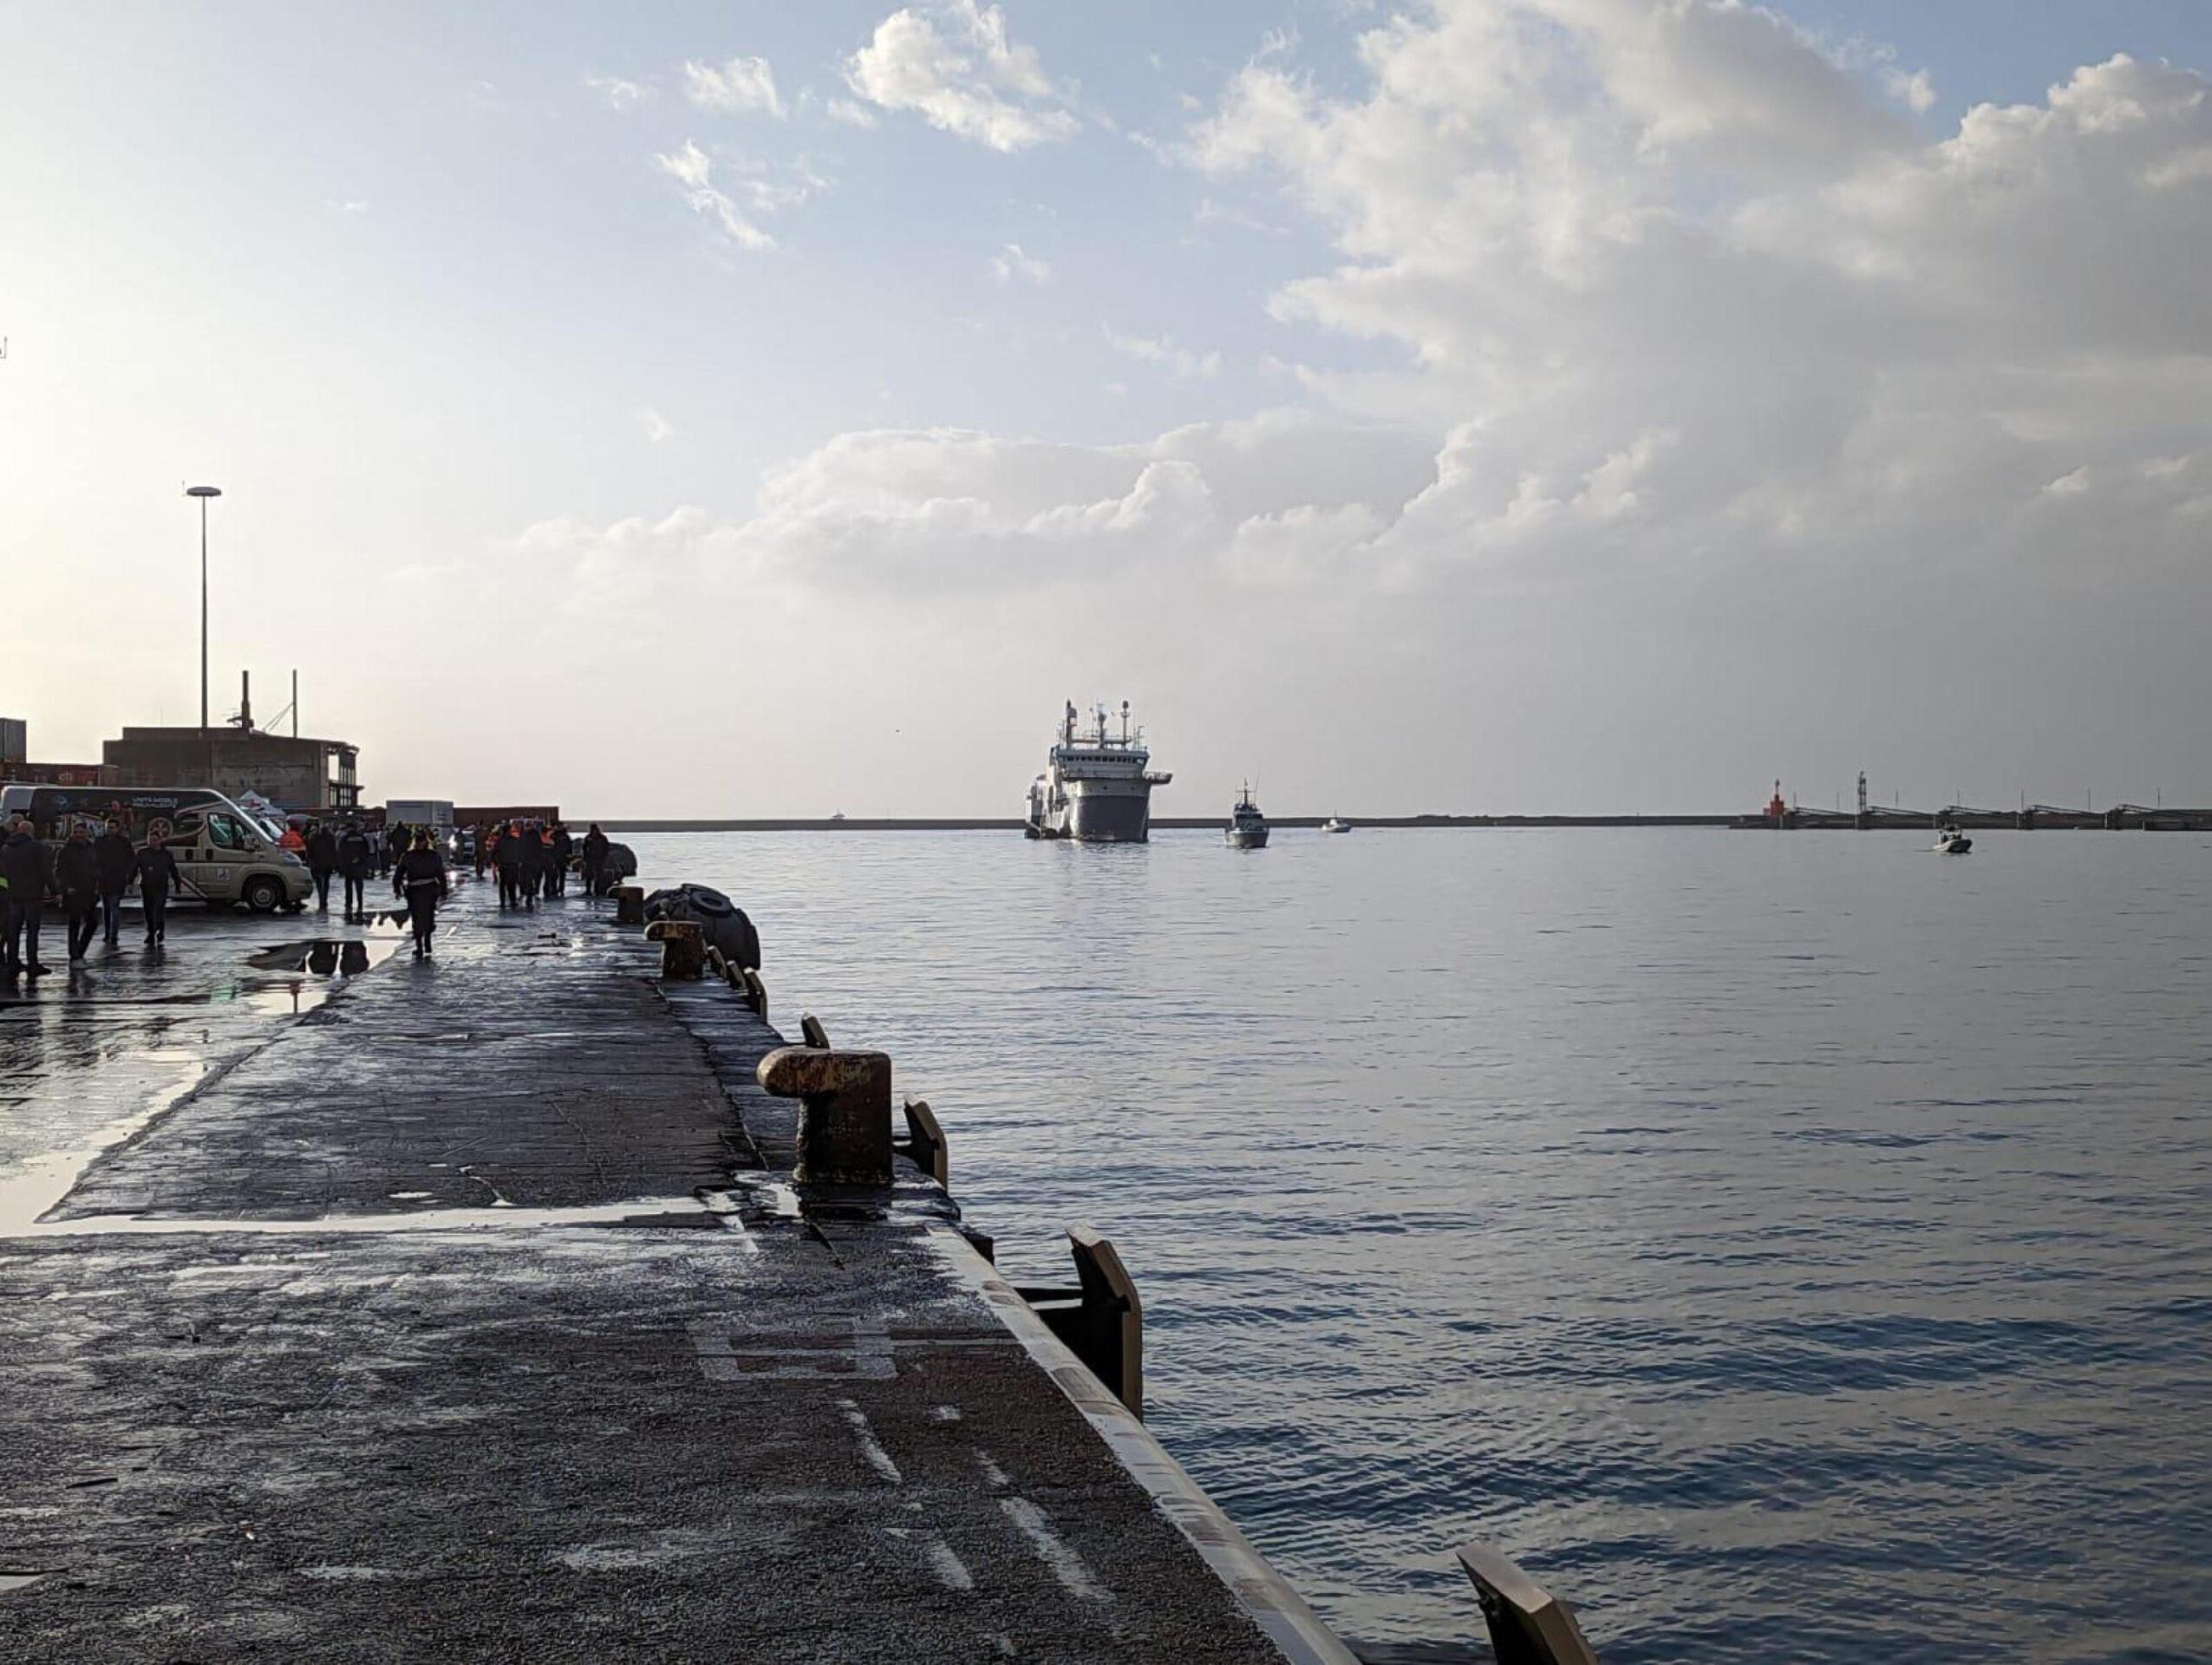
left=3, top=0, right=2209, bottom=816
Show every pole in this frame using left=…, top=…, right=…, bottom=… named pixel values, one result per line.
left=199, top=494, right=209, bottom=733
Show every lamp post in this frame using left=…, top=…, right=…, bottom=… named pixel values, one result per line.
left=186, top=486, right=222, bottom=781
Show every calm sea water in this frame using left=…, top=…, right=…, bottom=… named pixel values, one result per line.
left=627, top=827, right=2212, bottom=1663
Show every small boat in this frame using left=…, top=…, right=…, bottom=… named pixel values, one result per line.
left=1934, top=825, right=1973, bottom=854
left=1225, top=783, right=1269, bottom=849
left=1319, top=817, right=1351, bottom=834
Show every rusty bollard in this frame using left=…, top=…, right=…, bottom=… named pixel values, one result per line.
left=646, top=917, right=705, bottom=979
left=614, top=884, right=645, bottom=925
left=758, top=1047, right=892, bottom=1186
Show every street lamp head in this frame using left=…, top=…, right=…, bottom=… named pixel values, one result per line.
left=186, top=485, right=222, bottom=498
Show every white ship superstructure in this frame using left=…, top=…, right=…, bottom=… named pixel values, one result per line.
left=1025, top=702, right=1171, bottom=843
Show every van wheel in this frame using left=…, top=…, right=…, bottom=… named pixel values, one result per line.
left=243, top=876, right=285, bottom=914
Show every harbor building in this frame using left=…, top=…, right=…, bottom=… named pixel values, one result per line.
left=102, top=726, right=362, bottom=814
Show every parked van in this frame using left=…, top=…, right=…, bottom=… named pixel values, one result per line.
left=0, top=785, right=314, bottom=913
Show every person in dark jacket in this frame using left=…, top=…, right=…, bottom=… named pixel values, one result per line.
left=93, top=818, right=137, bottom=946
left=495, top=821, right=523, bottom=909
left=305, top=820, right=340, bottom=911
left=135, top=838, right=179, bottom=945
left=2, top=818, right=51, bottom=975
left=55, top=823, right=101, bottom=964
left=549, top=823, right=574, bottom=897
left=393, top=831, right=449, bottom=957
left=579, top=824, right=610, bottom=898
left=382, top=823, right=406, bottom=878
left=515, top=822, right=545, bottom=906
left=337, top=823, right=375, bottom=921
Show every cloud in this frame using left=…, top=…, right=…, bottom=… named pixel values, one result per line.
left=988, top=242, right=1051, bottom=284
left=524, top=5, right=2212, bottom=808
left=825, top=96, right=880, bottom=129
left=651, top=141, right=827, bottom=249
left=653, top=140, right=774, bottom=249
left=683, top=56, right=784, bottom=118
left=1108, top=330, right=1221, bottom=380
left=845, top=1, right=1077, bottom=151
left=586, top=75, right=652, bottom=110
left=636, top=408, right=675, bottom=444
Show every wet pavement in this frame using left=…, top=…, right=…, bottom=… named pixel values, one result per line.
left=0, top=878, right=1352, bottom=1662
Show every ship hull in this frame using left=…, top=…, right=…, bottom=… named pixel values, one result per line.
left=1065, top=781, right=1152, bottom=843
left=1225, top=826, right=1269, bottom=848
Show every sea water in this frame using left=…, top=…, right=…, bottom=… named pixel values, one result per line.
left=627, top=826, right=2211, bottom=1663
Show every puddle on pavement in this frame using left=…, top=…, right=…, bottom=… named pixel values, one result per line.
left=0, top=1570, right=55, bottom=1595
left=236, top=929, right=408, bottom=1016
left=23, top=1196, right=738, bottom=1237
left=0, top=1048, right=206, bottom=1236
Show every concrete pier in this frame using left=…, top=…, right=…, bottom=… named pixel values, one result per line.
left=0, top=878, right=1354, bottom=1663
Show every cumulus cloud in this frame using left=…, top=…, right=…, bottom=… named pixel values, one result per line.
left=844, top=1, right=1077, bottom=151
left=586, top=75, right=652, bottom=110
left=683, top=56, right=783, bottom=117
left=1108, top=329, right=1222, bottom=380
left=988, top=242, right=1051, bottom=284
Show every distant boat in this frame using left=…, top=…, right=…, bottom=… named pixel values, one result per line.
left=1319, top=817, right=1351, bottom=834
left=1025, top=700, right=1171, bottom=843
left=1934, top=825, right=1973, bottom=854
left=1225, top=783, right=1269, bottom=849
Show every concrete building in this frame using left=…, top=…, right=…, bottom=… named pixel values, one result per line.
left=103, top=727, right=362, bottom=813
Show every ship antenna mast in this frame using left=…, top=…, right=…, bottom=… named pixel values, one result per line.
left=1120, top=701, right=1130, bottom=745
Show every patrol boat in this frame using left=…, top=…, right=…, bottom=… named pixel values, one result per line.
left=1025, top=702, right=1171, bottom=843
left=1225, top=784, right=1269, bottom=848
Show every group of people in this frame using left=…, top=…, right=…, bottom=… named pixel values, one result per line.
left=0, top=810, right=617, bottom=976
left=473, top=820, right=612, bottom=910
left=0, top=813, right=180, bottom=975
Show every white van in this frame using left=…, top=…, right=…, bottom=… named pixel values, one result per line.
left=0, top=785, right=315, bottom=913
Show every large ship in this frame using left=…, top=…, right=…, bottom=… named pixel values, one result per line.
left=1025, top=701, right=1171, bottom=843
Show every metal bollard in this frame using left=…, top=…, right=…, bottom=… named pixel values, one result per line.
left=614, top=884, right=645, bottom=925
left=896, top=1098, right=948, bottom=1186
left=1454, top=1542, right=1600, bottom=1665
left=757, top=1046, right=891, bottom=1186
left=645, top=917, right=705, bottom=979
left=1017, top=1224, right=1143, bottom=1418
left=799, top=1012, right=830, bottom=1049
left=741, top=966, right=767, bottom=1018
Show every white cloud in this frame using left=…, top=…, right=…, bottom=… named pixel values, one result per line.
left=683, top=56, right=784, bottom=118
left=636, top=408, right=675, bottom=444
left=988, top=242, right=1051, bottom=284
left=586, top=75, right=652, bottom=110
left=652, top=140, right=775, bottom=250
left=845, top=1, right=1077, bottom=152
left=825, top=96, right=880, bottom=129
left=1108, top=330, right=1221, bottom=380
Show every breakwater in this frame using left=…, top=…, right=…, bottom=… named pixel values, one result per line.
left=0, top=870, right=1577, bottom=1662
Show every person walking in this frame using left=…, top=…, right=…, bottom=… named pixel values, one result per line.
left=305, top=819, right=339, bottom=911
left=2, top=819, right=50, bottom=975
left=472, top=823, right=491, bottom=878
left=382, top=822, right=407, bottom=878
left=495, top=821, right=523, bottom=909
left=93, top=817, right=137, bottom=947
left=549, top=823, right=574, bottom=897
left=393, top=830, right=449, bottom=958
left=135, top=835, right=179, bottom=945
left=338, top=822, right=375, bottom=921
left=515, top=821, right=545, bottom=908
left=55, top=823, right=101, bottom=965
left=580, top=824, right=610, bottom=898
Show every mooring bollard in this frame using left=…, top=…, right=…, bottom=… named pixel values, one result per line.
left=1454, top=1541, right=1600, bottom=1665
left=799, top=1012, right=829, bottom=1049
left=897, top=1097, right=949, bottom=1186
left=1016, top=1224, right=1143, bottom=1418
left=741, top=967, right=767, bottom=1018
left=645, top=917, right=706, bottom=979
left=614, top=885, right=645, bottom=925
left=757, top=1046, right=892, bottom=1186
